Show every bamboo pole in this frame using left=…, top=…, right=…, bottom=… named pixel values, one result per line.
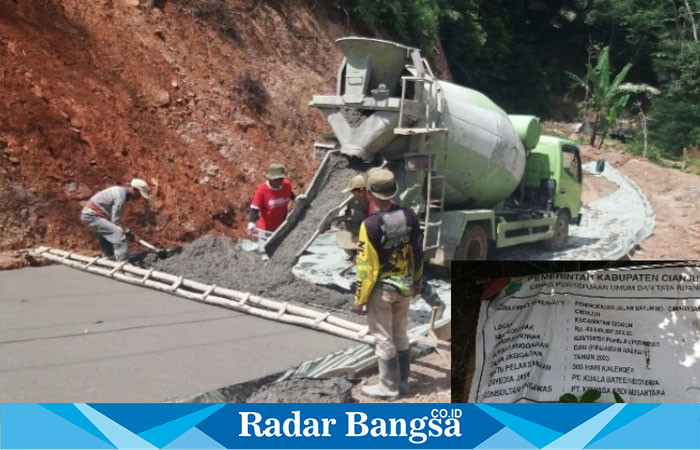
left=32, top=248, right=373, bottom=343
left=31, top=247, right=449, bottom=350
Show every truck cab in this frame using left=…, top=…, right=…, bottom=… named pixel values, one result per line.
left=521, top=136, right=583, bottom=250
left=524, top=136, right=582, bottom=219
left=434, top=136, right=583, bottom=263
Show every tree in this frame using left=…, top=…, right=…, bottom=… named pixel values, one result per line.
left=348, top=0, right=442, bottom=52
left=568, top=46, right=632, bottom=147
left=621, top=83, right=661, bottom=157
left=582, top=0, right=700, bottom=156
left=646, top=15, right=700, bottom=157
left=439, top=0, right=590, bottom=116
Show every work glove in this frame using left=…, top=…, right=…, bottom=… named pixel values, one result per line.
left=246, top=222, right=256, bottom=236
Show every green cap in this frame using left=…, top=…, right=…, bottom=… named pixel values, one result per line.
left=267, top=163, right=287, bottom=180
left=367, top=168, right=398, bottom=200
left=342, top=174, right=366, bottom=193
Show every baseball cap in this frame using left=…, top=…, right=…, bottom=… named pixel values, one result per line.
left=130, top=178, right=150, bottom=200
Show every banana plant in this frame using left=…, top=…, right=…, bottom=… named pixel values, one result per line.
left=568, top=46, right=632, bottom=147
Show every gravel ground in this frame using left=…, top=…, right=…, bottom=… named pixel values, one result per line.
left=133, top=154, right=373, bottom=320
left=351, top=350, right=451, bottom=403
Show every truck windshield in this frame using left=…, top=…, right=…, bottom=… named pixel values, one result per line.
left=562, top=147, right=582, bottom=183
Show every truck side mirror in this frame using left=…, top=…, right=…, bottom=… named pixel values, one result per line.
left=596, top=159, right=606, bottom=173
left=545, top=179, right=556, bottom=197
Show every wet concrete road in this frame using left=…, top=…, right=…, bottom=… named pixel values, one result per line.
left=0, top=265, right=352, bottom=402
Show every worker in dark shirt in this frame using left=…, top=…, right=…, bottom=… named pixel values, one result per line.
left=354, top=168, right=424, bottom=398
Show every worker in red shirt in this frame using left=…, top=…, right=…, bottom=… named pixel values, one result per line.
left=247, top=163, right=301, bottom=254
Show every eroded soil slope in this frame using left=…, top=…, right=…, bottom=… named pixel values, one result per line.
left=0, top=0, right=349, bottom=252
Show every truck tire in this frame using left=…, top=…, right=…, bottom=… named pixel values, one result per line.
left=543, top=209, right=570, bottom=251
left=456, top=223, right=489, bottom=260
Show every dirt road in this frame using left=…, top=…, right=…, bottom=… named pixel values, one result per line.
left=584, top=146, right=700, bottom=260
left=545, top=122, right=700, bottom=260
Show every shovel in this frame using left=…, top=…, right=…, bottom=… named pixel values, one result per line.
left=129, top=231, right=168, bottom=257
left=331, top=262, right=355, bottom=291
left=136, top=237, right=161, bottom=252
left=294, top=196, right=353, bottom=260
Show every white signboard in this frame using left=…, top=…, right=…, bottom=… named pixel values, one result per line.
left=469, top=266, right=700, bottom=402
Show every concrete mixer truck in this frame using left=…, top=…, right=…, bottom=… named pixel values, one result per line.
left=274, top=37, right=583, bottom=264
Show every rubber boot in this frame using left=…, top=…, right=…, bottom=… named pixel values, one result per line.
left=113, top=240, right=129, bottom=262
left=98, top=236, right=115, bottom=260
left=362, top=356, right=399, bottom=398
left=398, top=350, right=411, bottom=394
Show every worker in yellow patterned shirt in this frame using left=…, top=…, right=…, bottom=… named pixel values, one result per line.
left=353, top=168, right=423, bottom=398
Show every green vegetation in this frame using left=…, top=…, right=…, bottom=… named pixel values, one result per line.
left=568, top=47, right=632, bottom=147
left=348, top=0, right=442, bottom=53
left=346, top=0, right=700, bottom=159
left=560, top=389, right=625, bottom=403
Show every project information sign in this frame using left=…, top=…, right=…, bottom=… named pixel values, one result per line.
left=469, top=265, right=700, bottom=402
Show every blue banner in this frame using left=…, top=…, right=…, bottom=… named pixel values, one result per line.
left=1, top=403, right=699, bottom=449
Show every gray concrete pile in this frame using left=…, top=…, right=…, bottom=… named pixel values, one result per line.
left=137, top=153, right=370, bottom=317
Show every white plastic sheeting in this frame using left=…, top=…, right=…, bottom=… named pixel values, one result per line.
left=292, top=233, right=451, bottom=324
left=469, top=264, right=700, bottom=403
left=284, top=233, right=451, bottom=379
left=277, top=316, right=451, bottom=380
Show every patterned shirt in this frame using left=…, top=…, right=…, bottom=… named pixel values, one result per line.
left=354, top=205, right=424, bottom=306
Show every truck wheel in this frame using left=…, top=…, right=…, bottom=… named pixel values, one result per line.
left=456, top=224, right=489, bottom=260
left=543, top=209, right=570, bottom=251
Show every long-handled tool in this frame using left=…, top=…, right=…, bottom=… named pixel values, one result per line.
left=126, top=229, right=167, bottom=256
left=331, top=262, right=355, bottom=291
left=295, top=196, right=353, bottom=259
left=136, top=237, right=161, bottom=252
left=137, top=237, right=169, bottom=258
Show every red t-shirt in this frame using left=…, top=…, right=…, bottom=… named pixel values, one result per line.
left=251, top=179, right=292, bottom=232
left=366, top=200, right=392, bottom=216
left=367, top=201, right=377, bottom=215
